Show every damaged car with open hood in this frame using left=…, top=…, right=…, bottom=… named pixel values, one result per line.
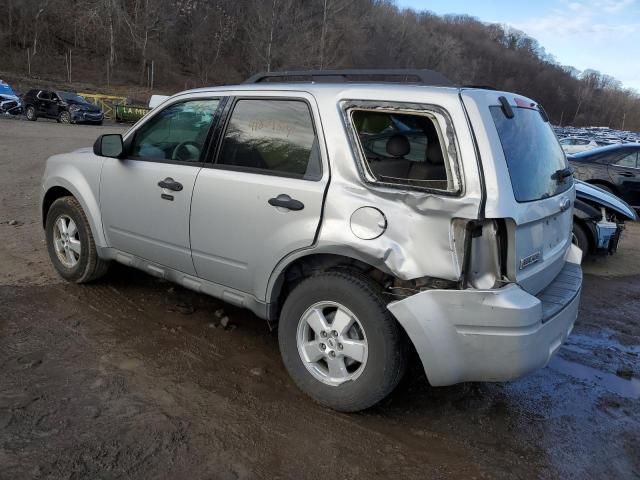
left=572, top=180, right=637, bottom=258
left=0, top=79, right=23, bottom=115
left=39, top=69, right=583, bottom=412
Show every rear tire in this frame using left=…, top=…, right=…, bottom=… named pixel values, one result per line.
left=45, top=196, right=110, bottom=283
left=278, top=270, right=406, bottom=412
left=591, top=182, right=614, bottom=194
left=572, top=221, right=590, bottom=260
left=26, top=106, right=37, bottom=121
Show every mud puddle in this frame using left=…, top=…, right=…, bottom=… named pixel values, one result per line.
left=549, top=357, right=640, bottom=399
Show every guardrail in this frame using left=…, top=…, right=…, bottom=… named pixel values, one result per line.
left=78, top=93, right=128, bottom=120
left=77, top=92, right=152, bottom=123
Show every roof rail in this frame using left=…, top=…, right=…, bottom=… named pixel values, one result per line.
left=243, top=69, right=454, bottom=86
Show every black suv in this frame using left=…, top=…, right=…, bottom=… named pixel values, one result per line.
left=23, top=89, right=104, bottom=125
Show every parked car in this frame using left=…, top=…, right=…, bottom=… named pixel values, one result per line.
left=40, top=69, right=583, bottom=412
left=0, top=79, right=23, bottom=115
left=559, top=136, right=599, bottom=154
left=0, top=94, right=22, bottom=115
left=23, top=89, right=104, bottom=124
left=573, top=180, right=637, bottom=259
left=554, top=126, right=640, bottom=145
left=568, top=143, right=640, bottom=209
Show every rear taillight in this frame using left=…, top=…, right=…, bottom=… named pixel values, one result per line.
left=461, top=219, right=506, bottom=289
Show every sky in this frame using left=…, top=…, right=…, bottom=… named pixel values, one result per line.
left=396, top=0, right=640, bottom=92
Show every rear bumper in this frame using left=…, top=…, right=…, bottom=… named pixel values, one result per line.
left=388, top=244, right=582, bottom=386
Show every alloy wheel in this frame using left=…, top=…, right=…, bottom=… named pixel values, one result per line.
left=52, top=214, right=81, bottom=268
left=296, top=301, right=368, bottom=386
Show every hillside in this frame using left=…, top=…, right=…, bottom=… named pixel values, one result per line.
left=1, top=0, right=638, bottom=131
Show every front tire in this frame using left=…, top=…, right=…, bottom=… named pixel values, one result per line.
left=45, top=196, right=109, bottom=283
left=591, top=182, right=615, bottom=194
left=58, top=111, right=71, bottom=124
left=278, top=270, right=406, bottom=412
left=572, top=221, right=590, bottom=260
left=26, top=106, right=37, bottom=121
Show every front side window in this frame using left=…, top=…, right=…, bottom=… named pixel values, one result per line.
left=614, top=152, right=638, bottom=168
left=217, top=99, right=321, bottom=180
left=131, top=99, right=220, bottom=162
left=349, top=108, right=455, bottom=191
left=491, top=106, right=570, bottom=202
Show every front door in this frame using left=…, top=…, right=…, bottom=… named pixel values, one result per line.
left=100, top=97, right=221, bottom=274
left=36, top=90, right=53, bottom=117
left=48, top=92, right=62, bottom=118
left=189, top=96, right=328, bottom=300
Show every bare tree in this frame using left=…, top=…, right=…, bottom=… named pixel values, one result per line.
left=0, top=0, right=638, bottom=130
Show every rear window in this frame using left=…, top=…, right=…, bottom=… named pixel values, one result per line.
left=491, top=106, right=570, bottom=202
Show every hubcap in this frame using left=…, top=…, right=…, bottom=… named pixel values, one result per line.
left=296, top=301, right=368, bottom=386
left=52, top=214, right=81, bottom=268
left=60, top=112, right=70, bottom=123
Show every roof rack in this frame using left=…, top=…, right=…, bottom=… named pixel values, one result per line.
left=243, top=69, right=454, bottom=86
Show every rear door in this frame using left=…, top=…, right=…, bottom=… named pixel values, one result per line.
left=189, top=93, right=328, bottom=301
left=462, top=90, right=576, bottom=294
left=608, top=150, right=640, bottom=207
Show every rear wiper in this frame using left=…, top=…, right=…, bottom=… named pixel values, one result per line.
left=551, top=167, right=573, bottom=183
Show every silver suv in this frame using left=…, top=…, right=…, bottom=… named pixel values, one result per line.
left=41, top=70, right=582, bottom=412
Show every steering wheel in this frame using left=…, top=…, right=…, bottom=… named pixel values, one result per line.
left=171, top=141, right=201, bottom=162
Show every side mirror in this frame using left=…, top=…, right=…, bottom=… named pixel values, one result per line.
left=93, top=134, right=124, bottom=158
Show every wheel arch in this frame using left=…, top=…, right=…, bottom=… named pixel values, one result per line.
left=266, top=249, right=396, bottom=321
left=42, top=177, right=107, bottom=248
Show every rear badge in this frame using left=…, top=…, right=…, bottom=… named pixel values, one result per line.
left=519, top=251, right=541, bottom=270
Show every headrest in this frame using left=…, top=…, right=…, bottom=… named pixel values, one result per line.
left=427, top=141, right=445, bottom=164
left=386, top=134, right=410, bottom=158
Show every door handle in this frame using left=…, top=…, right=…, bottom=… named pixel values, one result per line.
left=268, top=194, right=304, bottom=211
left=619, top=172, right=635, bottom=177
left=158, top=177, right=183, bottom=191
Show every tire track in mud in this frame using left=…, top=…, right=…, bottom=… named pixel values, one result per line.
left=0, top=283, right=488, bottom=480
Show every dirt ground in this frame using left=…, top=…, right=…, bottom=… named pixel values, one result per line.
left=1, top=116, right=639, bottom=480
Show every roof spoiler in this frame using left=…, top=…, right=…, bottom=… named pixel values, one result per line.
left=243, top=69, right=454, bottom=87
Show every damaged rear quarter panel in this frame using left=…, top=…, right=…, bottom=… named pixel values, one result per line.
left=308, top=87, right=484, bottom=282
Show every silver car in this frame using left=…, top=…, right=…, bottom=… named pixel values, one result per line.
left=41, top=70, right=583, bottom=412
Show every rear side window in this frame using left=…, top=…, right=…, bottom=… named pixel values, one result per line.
left=349, top=108, right=456, bottom=192
left=217, top=99, right=321, bottom=180
left=491, top=106, right=570, bottom=202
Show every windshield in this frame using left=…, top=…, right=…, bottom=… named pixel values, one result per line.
left=58, top=92, right=86, bottom=103
left=491, top=106, right=571, bottom=202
